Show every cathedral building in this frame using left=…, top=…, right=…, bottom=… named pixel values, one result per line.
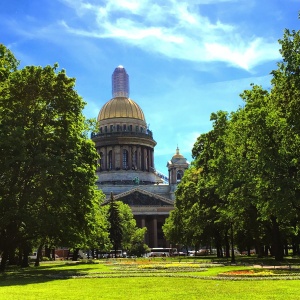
left=91, top=66, right=189, bottom=247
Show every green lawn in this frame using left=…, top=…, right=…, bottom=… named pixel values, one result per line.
left=0, top=258, right=300, bottom=300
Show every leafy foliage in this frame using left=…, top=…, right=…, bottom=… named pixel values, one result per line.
left=164, top=24, right=300, bottom=261
left=105, top=196, right=148, bottom=257
left=0, top=45, right=106, bottom=270
left=107, top=193, right=123, bottom=257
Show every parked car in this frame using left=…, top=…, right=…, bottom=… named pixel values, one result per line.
left=173, top=251, right=186, bottom=256
left=28, top=252, right=38, bottom=260
left=188, top=249, right=209, bottom=256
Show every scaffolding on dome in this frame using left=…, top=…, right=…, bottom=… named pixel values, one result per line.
left=112, top=66, right=129, bottom=98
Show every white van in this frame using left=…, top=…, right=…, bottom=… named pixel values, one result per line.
left=28, top=252, right=37, bottom=259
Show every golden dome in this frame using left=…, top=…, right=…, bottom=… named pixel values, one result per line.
left=172, top=146, right=184, bottom=159
left=98, top=97, right=145, bottom=122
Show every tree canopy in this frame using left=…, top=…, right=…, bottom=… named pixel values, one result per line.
left=164, top=25, right=300, bottom=261
left=0, top=45, right=106, bottom=270
left=104, top=195, right=148, bottom=257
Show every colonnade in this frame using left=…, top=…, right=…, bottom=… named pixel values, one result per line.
left=135, top=215, right=169, bottom=248
left=97, top=145, right=154, bottom=172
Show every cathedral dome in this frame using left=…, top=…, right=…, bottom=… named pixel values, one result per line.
left=172, top=153, right=184, bottom=159
left=169, top=147, right=189, bottom=165
left=97, top=97, right=146, bottom=122
left=171, top=147, right=184, bottom=160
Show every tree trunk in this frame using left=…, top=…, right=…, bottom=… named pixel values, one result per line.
left=247, top=246, right=251, bottom=256
left=264, top=245, right=269, bottom=256
left=73, top=248, right=79, bottom=261
left=21, top=246, right=30, bottom=268
left=254, top=241, right=264, bottom=258
left=292, top=243, right=299, bottom=256
left=45, top=246, right=51, bottom=258
left=8, top=247, right=17, bottom=265
left=214, top=229, right=223, bottom=258
left=18, top=248, right=22, bottom=266
left=224, top=229, right=230, bottom=258
left=0, top=250, right=8, bottom=272
left=284, top=243, right=289, bottom=256
left=35, top=244, right=43, bottom=267
left=271, top=216, right=284, bottom=261
left=52, top=248, right=56, bottom=260
left=230, top=223, right=235, bottom=263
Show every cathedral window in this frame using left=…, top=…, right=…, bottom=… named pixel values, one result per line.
left=177, top=170, right=183, bottom=182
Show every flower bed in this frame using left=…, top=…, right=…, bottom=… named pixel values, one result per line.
left=220, top=268, right=300, bottom=278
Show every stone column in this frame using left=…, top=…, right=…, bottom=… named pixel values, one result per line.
left=103, top=147, right=107, bottom=170
left=141, top=217, right=146, bottom=243
left=149, top=149, right=153, bottom=170
left=146, top=148, right=150, bottom=170
left=152, top=150, right=154, bottom=169
left=138, top=147, right=143, bottom=170
left=120, top=146, right=123, bottom=169
left=132, top=146, right=136, bottom=169
left=144, top=147, right=147, bottom=171
left=111, top=147, right=116, bottom=170
left=128, top=146, right=132, bottom=169
left=135, top=147, right=138, bottom=170
left=152, top=216, right=158, bottom=247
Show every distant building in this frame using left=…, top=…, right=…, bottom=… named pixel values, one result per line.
left=91, top=66, right=189, bottom=247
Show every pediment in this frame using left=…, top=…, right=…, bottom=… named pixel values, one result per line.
left=105, top=187, right=174, bottom=207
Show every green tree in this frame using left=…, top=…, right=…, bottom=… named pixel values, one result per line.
left=107, top=193, right=123, bottom=257
left=221, top=26, right=300, bottom=259
left=166, top=23, right=300, bottom=262
left=192, top=112, right=233, bottom=258
left=164, top=167, right=207, bottom=251
left=117, top=201, right=148, bottom=256
left=163, top=208, right=187, bottom=249
left=0, top=44, right=19, bottom=82
left=0, top=46, right=105, bottom=270
left=86, top=205, right=111, bottom=257
left=128, top=227, right=149, bottom=257
left=104, top=199, right=148, bottom=257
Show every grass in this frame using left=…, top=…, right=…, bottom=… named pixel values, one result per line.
left=1, top=257, right=300, bottom=299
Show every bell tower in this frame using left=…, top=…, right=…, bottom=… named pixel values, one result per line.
left=167, top=147, right=189, bottom=199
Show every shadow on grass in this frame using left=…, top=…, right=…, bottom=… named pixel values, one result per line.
left=2, top=256, right=300, bottom=287
left=0, top=261, right=101, bottom=287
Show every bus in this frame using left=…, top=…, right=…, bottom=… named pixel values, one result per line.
left=98, top=250, right=124, bottom=258
left=148, top=248, right=177, bottom=257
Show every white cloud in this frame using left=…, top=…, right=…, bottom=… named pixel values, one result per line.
left=58, top=0, right=281, bottom=71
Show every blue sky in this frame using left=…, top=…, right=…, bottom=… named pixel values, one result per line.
left=1, top=0, right=299, bottom=175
